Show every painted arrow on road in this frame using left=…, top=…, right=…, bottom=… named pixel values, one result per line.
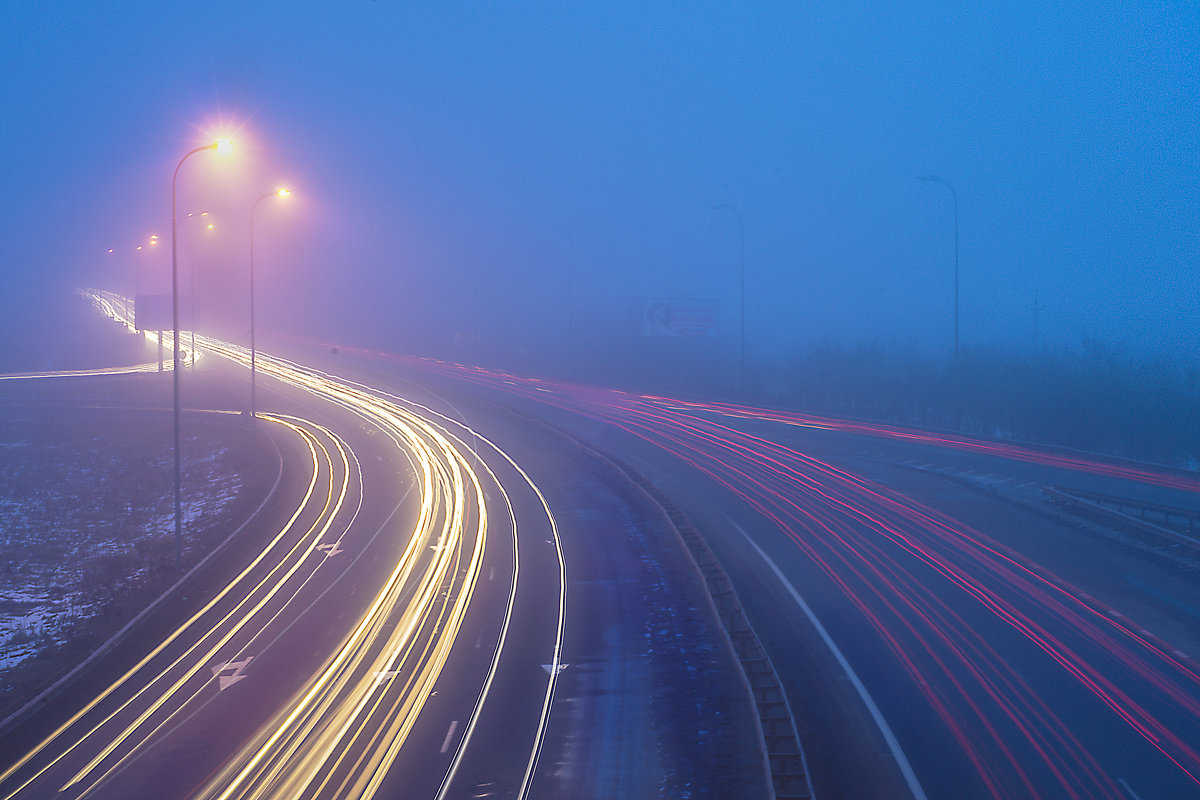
left=211, top=657, right=254, bottom=691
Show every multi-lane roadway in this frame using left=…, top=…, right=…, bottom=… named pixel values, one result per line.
left=330, top=347, right=1200, bottom=800
left=3, top=291, right=1199, bottom=799
left=0, top=292, right=763, bottom=799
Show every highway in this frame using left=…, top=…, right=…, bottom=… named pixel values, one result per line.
left=0, top=294, right=572, bottom=799
left=5, top=291, right=1198, bottom=798
left=0, top=293, right=766, bottom=798
left=325, top=348, right=1200, bottom=800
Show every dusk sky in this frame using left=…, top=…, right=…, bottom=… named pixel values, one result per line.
left=2, top=2, right=1196, bottom=366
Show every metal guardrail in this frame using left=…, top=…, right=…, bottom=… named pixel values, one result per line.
left=1043, top=486, right=1200, bottom=555
left=1046, top=485, right=1200, bottom=533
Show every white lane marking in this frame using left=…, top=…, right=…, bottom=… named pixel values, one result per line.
left=211, top=657, right=254, bottom=691
left=734, top=521, right=930, bottom=800
left=489, top=567, right=495, bottom=582
left=440, top=720, right=460, bottom=754
left=541, top=663, right=569, bottom=675
left=386, top=395, right=566, bottom=800
left=1118, top=778, right=1144, bottom=799
left=373, top=670, right=399, bottom=685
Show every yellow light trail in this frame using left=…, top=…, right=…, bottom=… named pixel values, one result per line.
left=0, top=413, right=342, bottom=798
left=191, top=338, right=496, bottom=800
left=58, top=414, right=357, bottom=796
left=190, top=330, right=567, bottom=800
left=0, top=289, right=201, bottom=379
left=0, top=291, right=568, bottom=800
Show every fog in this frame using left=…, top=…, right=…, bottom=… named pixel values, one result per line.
left=2, top=3, right=1197, bottom=385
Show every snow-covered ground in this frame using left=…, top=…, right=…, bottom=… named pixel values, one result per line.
left=0, top=411, right=251, bottom=691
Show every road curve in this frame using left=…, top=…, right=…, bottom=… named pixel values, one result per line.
left=326, top=348, right=1200, bottom=800
left=0, top=294, right=568, bottom=800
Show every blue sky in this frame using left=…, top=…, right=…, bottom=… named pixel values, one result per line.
left=1, top=1, right=1196, bottom=364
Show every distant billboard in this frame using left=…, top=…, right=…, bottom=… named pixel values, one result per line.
left=135, top=295, right=195, bottom=331
left=643, top=299, right=719, bottom=337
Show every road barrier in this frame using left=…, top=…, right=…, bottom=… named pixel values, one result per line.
left=554, top=430, right=815, bottom=800
left=1043, top=486, right=1200, bottom=556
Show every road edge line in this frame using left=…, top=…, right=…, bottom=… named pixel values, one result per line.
left=733, top=523, right=929, bottom=800
left=552, top=434, right=805, bottom=799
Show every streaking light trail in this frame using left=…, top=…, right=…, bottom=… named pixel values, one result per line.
left=360, top=351, right=1200, bottom=799
left=0, top=291, right=196, bottom=380
left=0, top=293, right=567, bottom=800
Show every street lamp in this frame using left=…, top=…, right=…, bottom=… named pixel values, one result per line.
left=128, top=234, right=160, bottom=300
left=711, top=203, right=745, bottom=391
left=170, top=138, right=230, bottom=570
left=917, top=174, right=960, bottom=363
left=249, top=187, right=290, bottom=419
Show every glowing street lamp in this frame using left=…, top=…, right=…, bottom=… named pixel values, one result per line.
left=169, top=138, right=231, bottom=569
left=249, top=187, right=290, bottom=419
left=125, top=234, right=162, bottom=307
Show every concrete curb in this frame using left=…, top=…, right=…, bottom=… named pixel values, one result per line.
left=531, top=418, right=815, bottom=800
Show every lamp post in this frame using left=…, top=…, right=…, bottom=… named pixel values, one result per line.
left=141, top=235, right=162, bottom=367
left=184, top=211, right=213, bottom=367
left=170, top=138, right=230, bottom=570
left=917, top=174, right=959, bottom=363
left=711, top=203, right=745, bottom=391
left=249, top=188, right=290, bottom=420
left=137, top=234, right=159, bottom=300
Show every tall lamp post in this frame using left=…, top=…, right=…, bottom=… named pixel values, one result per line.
left=171, top=138, right=231, bottom=570
left=132, top=234, right=159, bottom=300
left=184, top=211, right=213, bottom=366
left=711, top=203, right=745, bottom=391
left=917, top=174, right=959, bottom=363
left=249, top=188, right=290, bottom=420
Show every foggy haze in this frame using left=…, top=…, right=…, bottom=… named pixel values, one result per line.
left=5, top=8, right=1200, bottom=798
left=1, top=2, right=1196, bottom=371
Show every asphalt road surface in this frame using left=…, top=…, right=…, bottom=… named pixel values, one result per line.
left=323, top=344, right=1200, bottom=800
left=0, top=294, right=765, bottom=799
left=4, top=291, right=1198, bottom=799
